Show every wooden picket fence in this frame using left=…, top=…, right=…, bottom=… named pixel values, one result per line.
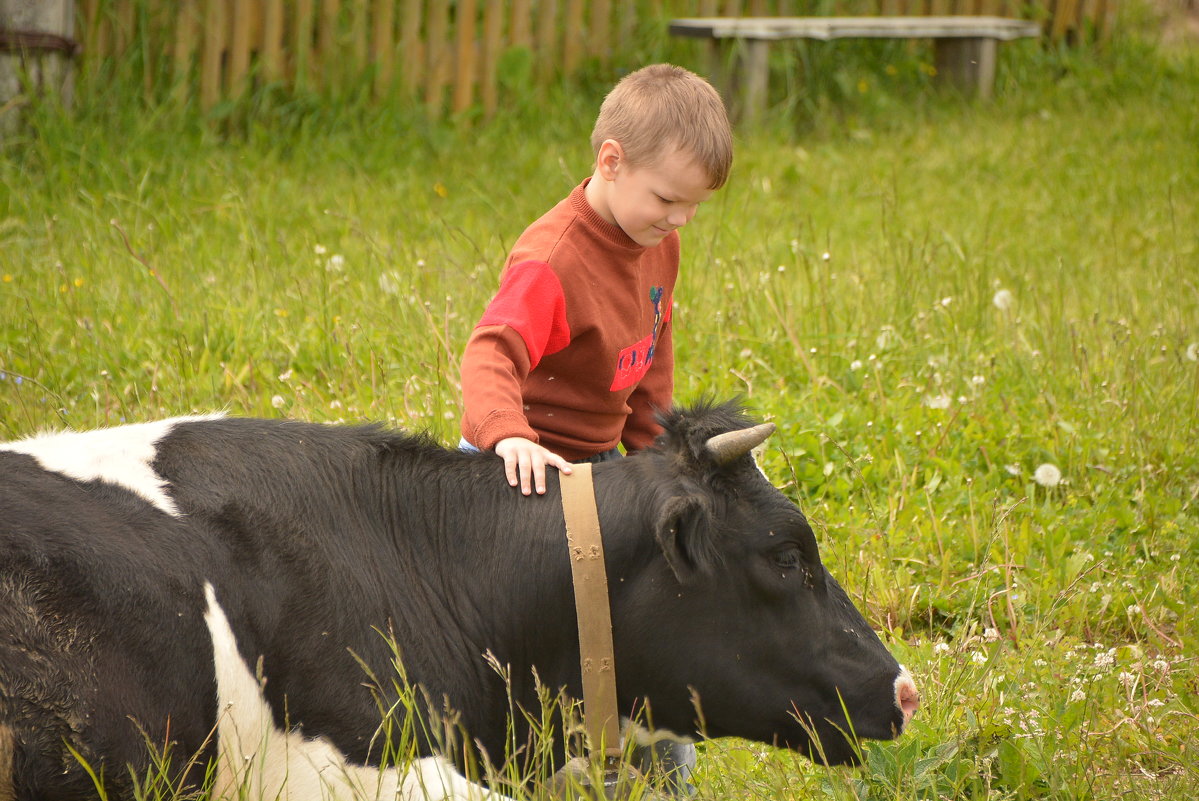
left=74, top=0, right=1116, bottom=118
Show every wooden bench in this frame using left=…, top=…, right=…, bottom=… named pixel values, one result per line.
left=669, top=16, right=1042, bottom=121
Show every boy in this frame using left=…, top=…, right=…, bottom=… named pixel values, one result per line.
left=459, top=64, right=733, bottom=496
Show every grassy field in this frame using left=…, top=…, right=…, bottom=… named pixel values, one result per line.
left=2, top=9, right=1198, bottom=800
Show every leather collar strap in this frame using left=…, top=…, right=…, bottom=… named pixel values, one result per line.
left=560, top=462, right=622, bottom=761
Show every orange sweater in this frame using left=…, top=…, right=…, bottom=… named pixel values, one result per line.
left=460, top=180, right=677, bottom=461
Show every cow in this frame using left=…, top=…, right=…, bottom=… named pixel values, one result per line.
left=0, top=401, right=918, bottom=800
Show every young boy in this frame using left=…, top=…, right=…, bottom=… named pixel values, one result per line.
left=459, top=63, right=734, bottom=496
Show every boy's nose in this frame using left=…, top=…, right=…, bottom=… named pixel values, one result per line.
left=666, top=206, right=695, bottom=228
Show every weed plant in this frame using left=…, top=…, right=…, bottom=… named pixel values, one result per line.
left=1, top=3, right=1197, bottom=799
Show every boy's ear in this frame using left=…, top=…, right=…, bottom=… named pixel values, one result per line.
left=595, top=139, right=624, bottom=180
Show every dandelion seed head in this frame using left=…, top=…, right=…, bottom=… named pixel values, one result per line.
left=993, top=288, right=1015, bottom=310
left=1034, top=463, right=1062, bottom=487
left=271, top=395, right=286, bottom=409
left=924, top=394, right=952, bottom=410
left=379, top=272, right=401, bottom=296
left=1186, top=343, right=1199, bottom=362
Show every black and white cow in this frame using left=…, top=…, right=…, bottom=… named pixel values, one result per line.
left=0, top=401, right=917, bottom=800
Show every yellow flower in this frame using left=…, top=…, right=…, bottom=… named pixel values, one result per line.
left=274, top=308, right=289, bottom=318
left=858, top=79, right=869, bottom=94
left=433, top=182, right=448, bottom=198
left=885, top=64, right=898, bottom=76
left=74, top=277, right=85, bottom=288
left=2, top=274, right=12, bottom=283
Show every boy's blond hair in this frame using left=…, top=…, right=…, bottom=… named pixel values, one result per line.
left=590, top=63, right=733, bottom=190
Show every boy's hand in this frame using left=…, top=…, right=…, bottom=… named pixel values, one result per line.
left=494, top=437, right=573, bottom=496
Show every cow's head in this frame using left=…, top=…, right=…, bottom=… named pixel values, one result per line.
left=605, top=401, right=918, bottom=765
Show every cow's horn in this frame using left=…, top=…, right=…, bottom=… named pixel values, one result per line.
left=705, top=423, right=776, bottom=464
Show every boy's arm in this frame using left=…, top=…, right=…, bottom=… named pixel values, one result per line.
left=460, top=324, right=540, bottom=448
left=461, top=260, right=573, bottom=493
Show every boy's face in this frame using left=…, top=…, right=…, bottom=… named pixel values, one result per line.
left=591, top=143, right=715, bottom=248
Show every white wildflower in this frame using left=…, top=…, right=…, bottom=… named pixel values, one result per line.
left=313, top=244, right=327, bottom=255
left=271, top=395, right=285, bottom=409
left=971, top=651, right=988, bottom=665
left=1094, top=649, right=1116, bottom=670
left=1034, top=463, right=1062, bottom=487
left=924, top=394, right=952, bottom=410
left=822, top=251, right=831, bottom=261
left=379, top=271, right=402, bottom=296
left=971, top=375, right=986, bottom=386
left=934, top=642, right=951, bottom=654
left=850, top=359, right=863, bottom=371
left=1118, top=671, right=1137, bottom=689
left=940, top=296, right=953, bottom=307
left=278, top=369, right=293, bottom=382
left=984, top=628, right=1000, bottom=642
left=1005, top=464, right=1022, bottom=477
left=993, top=288, right=1015, bottom=310
left=1186, top=343, right=1199, bottom=362
left=1126, top=604, right=1142, bottom=617
left=1070, top=689, right=1086, bottom=703
left=326, top=253, right=345, bottom=272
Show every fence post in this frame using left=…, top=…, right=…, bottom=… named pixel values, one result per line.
left=0, top=0, right=77, bottom=136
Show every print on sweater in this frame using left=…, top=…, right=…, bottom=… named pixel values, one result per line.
left=610, top=286, right=667, bottom=391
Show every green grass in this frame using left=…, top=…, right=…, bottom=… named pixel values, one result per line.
left=2, top=9, right=1197, bottom=800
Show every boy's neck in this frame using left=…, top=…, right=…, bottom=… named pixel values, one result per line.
left=583, top=170, right=616, bottom=227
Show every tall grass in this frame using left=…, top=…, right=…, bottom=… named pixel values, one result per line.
left=2, top=5, right=1197, bottom=799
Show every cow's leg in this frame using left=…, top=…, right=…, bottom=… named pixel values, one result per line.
left=203, top=584, right=512, bottom=801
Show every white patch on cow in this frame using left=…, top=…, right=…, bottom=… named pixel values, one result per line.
left=202, top=583, right=509, bottom=801
left=622, top=719, right=696, bottom=747
left=0, top=415, right=225, bottom=517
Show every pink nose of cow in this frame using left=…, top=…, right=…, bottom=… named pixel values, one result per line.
left=895, top=668, right=920, bottom=729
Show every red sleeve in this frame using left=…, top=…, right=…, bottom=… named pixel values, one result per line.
left=460, top=261, right=571, bottom=451
left=478, top=261, right=570, bottom=366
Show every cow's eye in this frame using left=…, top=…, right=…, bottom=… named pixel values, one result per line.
left=772, top=547, right=802, bottom=570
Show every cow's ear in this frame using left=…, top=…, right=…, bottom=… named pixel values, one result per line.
left=654, top=495, right=720, bottom=582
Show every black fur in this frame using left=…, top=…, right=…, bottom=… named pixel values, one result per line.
left=0, top=402, right=905, bottom=799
